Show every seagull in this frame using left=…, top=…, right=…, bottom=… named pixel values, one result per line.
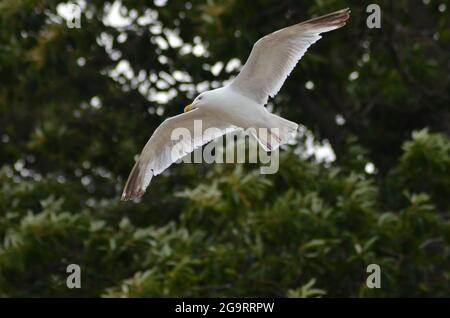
left=122, top=8, right=350, bottom=200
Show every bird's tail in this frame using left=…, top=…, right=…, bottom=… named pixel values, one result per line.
left=251, top=113, right=298, bottom=151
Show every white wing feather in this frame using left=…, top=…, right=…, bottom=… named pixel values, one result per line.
left=122, top=109, right=235, bottom=200
left=229, top=8, right=350, bottom=105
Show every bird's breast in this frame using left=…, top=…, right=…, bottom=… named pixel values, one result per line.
left=210, top=92, right=267, bottom=129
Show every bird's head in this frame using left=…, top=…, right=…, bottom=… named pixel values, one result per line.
left=184, top=91, right=211, bottom=112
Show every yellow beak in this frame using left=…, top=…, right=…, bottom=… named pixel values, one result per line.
left=184, top=103, right=192, bottom=113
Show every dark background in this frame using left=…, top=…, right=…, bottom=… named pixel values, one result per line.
left=0, top=0, right=449, bottom=297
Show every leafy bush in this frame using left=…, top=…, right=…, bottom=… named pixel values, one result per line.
left=1, top=131, right=449, bottom=297
left=0, top=0, right=449, bottom=297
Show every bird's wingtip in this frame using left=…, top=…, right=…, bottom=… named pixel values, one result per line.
left=302, top=7, right=351, bottom=30
left=121, top=158, right=151, bottom=202
left=121, top=188, right=145, bottom=201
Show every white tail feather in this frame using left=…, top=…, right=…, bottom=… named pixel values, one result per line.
left=251, top=113, right=298, bottom=151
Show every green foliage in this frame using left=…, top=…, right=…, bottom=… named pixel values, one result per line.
left=0, top=0, right=449, bottom=297
left=1, top=131, right=449, bottom=297
left=394, top=129, right=450, bottom=208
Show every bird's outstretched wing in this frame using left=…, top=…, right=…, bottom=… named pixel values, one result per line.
left=122, top=109, right=235, bottom=200
left=229, top=8, right=350, bottom=105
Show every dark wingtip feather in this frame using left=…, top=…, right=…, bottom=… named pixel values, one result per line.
left=121, top=188, right=145, bottom=201
left=303, top=8, right=351, bottom=28
left=121, top=160, right=147, bottom=201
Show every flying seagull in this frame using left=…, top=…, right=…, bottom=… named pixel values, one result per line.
left=122, top=8, right=350, bottom=200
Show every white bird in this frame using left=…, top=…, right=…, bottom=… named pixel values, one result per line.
left=122, top=8, right=350, bottom=200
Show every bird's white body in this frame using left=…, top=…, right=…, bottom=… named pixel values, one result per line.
left=122, top=8, right=351, bottom=200
left=199, top=86, right=269, bottom=130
